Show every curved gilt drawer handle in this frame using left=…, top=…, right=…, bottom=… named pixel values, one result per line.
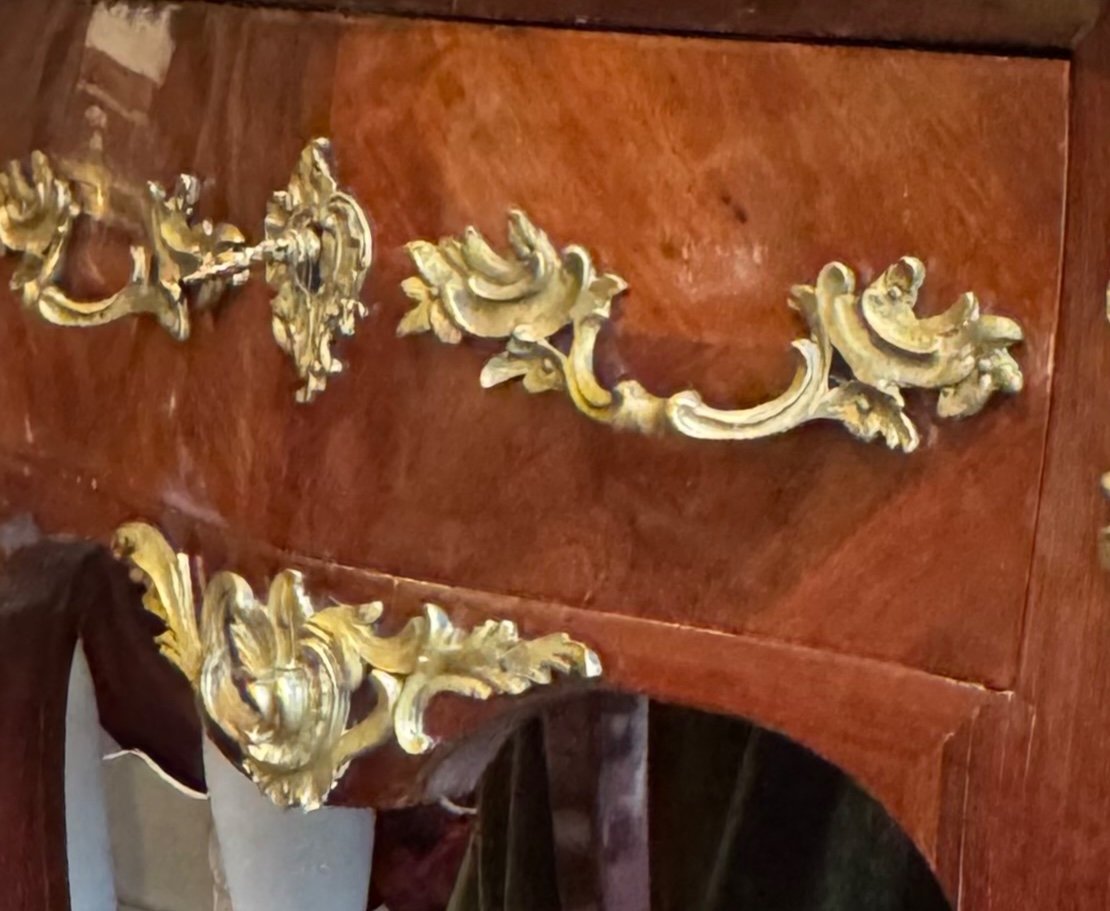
left=111, top=523, right=601, bottom=810
left=0, top=138, right=371, bottom=402
left=400, top=211, right=1024, bottom=452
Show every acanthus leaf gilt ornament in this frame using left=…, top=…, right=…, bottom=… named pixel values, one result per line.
left=0, top=138, right=371, bottom=402
left=111, top=522, right=601, bottom=810
left=400, top=210, right=1025, bottom=453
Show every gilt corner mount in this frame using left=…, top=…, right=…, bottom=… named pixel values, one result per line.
left=0, top=137, right=371, bottom=402
left=400, top=210, right=1025, bottom=453
left=111, top=522, right=601, bottom=810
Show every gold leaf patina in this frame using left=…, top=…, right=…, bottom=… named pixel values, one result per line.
left=111, top=522, right=601, bottom=810
left=0, top=138, right=371, bottom=402
left=0, top=152, right=240, bottom=340
left=264, top=140, right=372, bottom=403
left=400, top=211, right=1025, bottom=452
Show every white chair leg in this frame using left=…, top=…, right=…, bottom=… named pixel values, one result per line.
left=203, top=737, right=376, bottom=911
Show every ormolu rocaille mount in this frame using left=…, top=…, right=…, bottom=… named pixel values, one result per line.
left=114, top=522, right=601, bottom=810
left=2, top=139, right=1025, bottom=444
left=400, top=210, right=1025, bottom=453
left=0, top=138, right=371, bottom=402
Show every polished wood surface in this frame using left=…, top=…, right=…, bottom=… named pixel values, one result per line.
left=178, top=0, right=1105, bottom=50
left=0, top=450, right=989, bottom=888
left=955, top=10, right=1110, bottom=909
left=78, top=552, right=205, bottom=793
left=329, top=25, right=1064, bottom=689
left=0, top=10, right=1068, bottom=689
left=0, top=544, right=86, bottom=911
left=0, top=1, right=1103, bottom=907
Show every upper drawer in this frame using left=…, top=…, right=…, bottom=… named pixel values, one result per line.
left=0, top=6, right=1067, bottom=688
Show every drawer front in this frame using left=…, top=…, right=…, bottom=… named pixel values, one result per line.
left=0, top=5, right=1066, bottom=687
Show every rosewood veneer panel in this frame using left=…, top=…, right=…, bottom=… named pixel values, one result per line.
left=323, top=25, right=1064, bottom=687
left=0, top=11, right=1067, bottom=688
left=954, top=10, right=1110, bottom=909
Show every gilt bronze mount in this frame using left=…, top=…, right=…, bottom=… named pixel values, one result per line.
left=0, top=138, right=371, bottom=402
left=112, top=522, right=601, bottom=810
left=401, top=211, right=1025, bottom=453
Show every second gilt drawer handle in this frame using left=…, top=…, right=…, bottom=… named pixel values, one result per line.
left=400, top=211, right=1024, bottom=452
left=0, top=139, right=371, bottom=402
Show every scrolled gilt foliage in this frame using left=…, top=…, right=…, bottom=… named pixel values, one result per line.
left=263, top=138, right=372, bottom=403
left=0, top=152, right=242, bottom=339
left=0, top=152, right=76, bottom=286
left=111, top=522, right=601, bottom=810
left=0, top=138, right=371, bottom=401
left=400, top=210, right=1025, bottom=452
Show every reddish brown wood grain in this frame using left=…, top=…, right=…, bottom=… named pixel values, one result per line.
left=0, top=2, right=1093, bottom=906
left=952, top=9, right=1110, bottom=910
left=323, top=25, right=1066, bottom=689
left=0, top=450, right=990, bottom=889
left=0, top=544, right=87, bottom=911
left=387, top=570, right=990, bottom=896
left=0, top=10, right=1069, bottom=689
left=0, top=0, right=90, bottom=164
left=77, top=553, right=205, bottom=793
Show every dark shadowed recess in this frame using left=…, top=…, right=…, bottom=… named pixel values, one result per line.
left=376, top=697, right=952, bottom=911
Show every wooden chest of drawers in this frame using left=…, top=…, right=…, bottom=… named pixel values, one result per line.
left=2, top=1, right=1109, bottom=908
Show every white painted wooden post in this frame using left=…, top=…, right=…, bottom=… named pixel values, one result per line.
left=204, top=738, right=376, bottom=911
left=64, top=644, right=119, bottom=911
